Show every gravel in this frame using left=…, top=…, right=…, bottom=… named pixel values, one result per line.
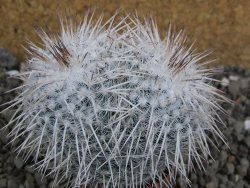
left=0, top=49, right=18, bottom=70
left=0, top=51, right=250, bottom=187
left=13, top=157, right=24, bottom=170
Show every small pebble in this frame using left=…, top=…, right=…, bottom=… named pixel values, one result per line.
left=14, top=157, right=24, bottom=169
left=25, top=179, right=35, bottom=188
left=0, top=179, right=7, bottom=188
left=235, top=174, right=240, bottom=182
left=221, top=77, right=230, bottom=86
left=228, top=81, right=240, bottom=98
left=220, top=184, right=227, bottom=188
left=236, top=165, right=248, bottom=178
left=244, top=118, right=250, bottom=130
left=234, top=121, right=244, bottom=134
left=25, top=172, right=34, bottom=183
left=0, top=49, right=18, bottom=70
left=0, top=130, right=8, bottom=144
left=226, top=163, right=235, bottom=174
left=240, top=158, right=249, bottom=168
left=7, top=177, right=18, bottom=188
left=6, top=70, right=19, bottom=76
left=239, top=78, right=249, bottom=90
left=244, top=136, right=250, bottom=148
left=229, top=75, right=239, bottom=81
left=219, top=150, right=228, bottom=164
left=217, top=174, right=228, bottom=184
left=206, top=181, right=218, bottom=188
left=235, top=180, right=244, bottom=188
left=227, top=155, right=236, bottom=163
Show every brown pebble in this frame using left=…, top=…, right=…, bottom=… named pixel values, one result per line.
left=228, top=155, right=236, bottom=163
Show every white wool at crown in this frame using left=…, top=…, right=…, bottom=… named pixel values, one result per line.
left=1, top=13, right=229, bottom=188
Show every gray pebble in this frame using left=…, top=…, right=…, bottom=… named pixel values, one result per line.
left=245, top=68, right=250, bottom=76
left=239, top=78, right=249, bottom=90
left=38, top=185, right=47, bottom=188
left=228, top=81, right=240, bottom=98
left=190, top=173, right=197, bottom=183
left=217, top=174, right=228, bottom=184
left=7, top=177, right=18, bottom=188
left=235, top=180, right=244, bottom=188
left=0, top=49, right=18, bottom=70
left=210, top=160, right=219, bottom=172
left=25, top=172, right=35, bottom=188
left=7, top=165, right=13, bottom=173
left=176, top=178, right=188, bottom=188
left=25, top=173, right=34, bottom=183
left=199, top=177, right=206, bottom=187
left=0, top=174, right=6, bottom=180
left=226, top=116, right=236, bottom=127
left=7, top=156, right=13, bottom=164
left=230, top=143, right=238, bottom=154
left=206, top=181, right=218, bottom=188
left=226, top=180, right=235, bottom=188
left=25, top=179, right=35, bottom=188
left=220, top=184, right=227, bottom=188
left=219, top=150, right=228, bottom=164
left=236, top=165, right=248, bottom=178
left=0, top=179, right=7, bottom=188
left=234, top=121, right=244, bottom=135
left=226, top=163, right=235, bottom=174
left=240, top=158, right=249, bottom=168
left=244, top=136, right=250, bottom=148
left=0, top=129, right=9, bottom=144
left=14, top=157, right=24, bottom=170
left=236, top=133, right=244, bottom=141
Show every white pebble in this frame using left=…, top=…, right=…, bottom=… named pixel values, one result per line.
left=6, top=70, right=19, bottom=76
left=244, top=119, right=250, bottom=130
left=221, top=77, right=230, bottom=87
left=229, top=75, right=239, bottom=81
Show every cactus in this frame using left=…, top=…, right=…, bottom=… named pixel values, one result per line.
left=1, top=14, right=228, bottom=188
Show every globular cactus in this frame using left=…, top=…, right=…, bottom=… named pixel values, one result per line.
left=1, top=14, right=228, bottom=188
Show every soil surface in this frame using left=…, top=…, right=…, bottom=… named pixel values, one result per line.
left=0, top=0, right=250, bottom=68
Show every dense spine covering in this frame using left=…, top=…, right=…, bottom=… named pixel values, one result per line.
left=1, top=14, right=228, bottom=188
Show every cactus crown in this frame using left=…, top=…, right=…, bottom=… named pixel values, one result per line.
left=2, top=14, right=228, bottom=188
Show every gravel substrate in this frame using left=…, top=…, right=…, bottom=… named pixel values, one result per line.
left=0, top=49, right=249, bottom=188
